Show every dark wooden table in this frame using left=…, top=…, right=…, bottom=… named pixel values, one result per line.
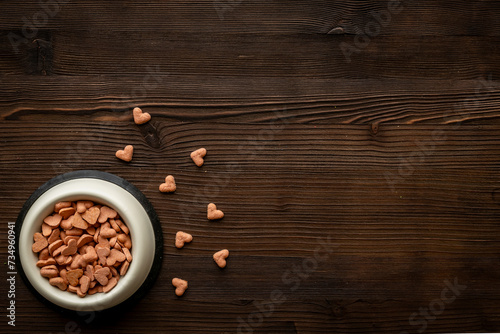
left=1, top=1, right=500, bottom=333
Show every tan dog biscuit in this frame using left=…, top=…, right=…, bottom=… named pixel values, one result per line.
left=44, top=214, right=62, bottom=228
left=117, top=234, right=132, bottom=249
left=109, top=219, right=121, bottom=233
left=66, top=228, right=83, bottom=236
left=98, top=206, right=118, bottom=223
left=79, top=275, right=91, bottom=294
left=83, top=246, right=98, bottom=263
left=175, top=231, right=193, bottom=249
left=207, top=203, right=224, bottom=220
left=67, top=269, right=83, bottom=286
left=38, top=248, right=50, bottom=260
left=103, top=277, right=118, bottom=293
left=59, top=207, right=76, bottom=219
left=40, top=265, right=59, bottom=278
left=36, top=258, right=57, bottom=267
left=190, top=148, right=207, bottom=167
left=97, top=247, right=110, bottom=266
left=48, top=240, right=64, bottom=256
left=116, top=219, right=129, bottom=234
left=122, top=247, right=132, bottom=262
left=41, top=223, right=53, bottom=237
left=172, top=278, right=188, bottom=296
left=82, top=206, right=100, bottom=225
left=62, top=239, right=78, bottom=256
left=47, top=229, right=60, bottom=244
left=100, top=222, right=117, bottom=238
left=133, top=107, right=151, bottom=125
left=213, top=249, right=229, bottom=268
left=116, top=145, right=133, bottom=162
left=72, top=212, right=88, bottom=230
left=49, top=277, right=67, bottom=291
left=76, top=201, right=93, bottom=213
left=60, top=217, right=73, bottom=230
left=120, top=261, right=130, bottom=276
left=32, top=233, right=48, bottom=253
left=54, top=201, right=72, bottom=212
left=159, top=175, right=176, bottom=193
left=106, top=249, right=126, bottom=266
left=77, top=234, right=94, bottom=248
left=94, top=267, right=110, bottom=286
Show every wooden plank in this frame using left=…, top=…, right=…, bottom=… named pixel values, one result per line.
left=1, top=31, right=499, bottom=79
left=1, top=76, right=500, bottom=125
left=2, top=30, right=500, bottom=79
left=0, top=0, right=499, bottom=36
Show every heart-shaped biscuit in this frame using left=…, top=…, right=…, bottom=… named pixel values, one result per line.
left=98, top=206, right=118, bottom=223
left=133, top=107, right=151, bottom=125
left=76, top=200, right=93, bottom=213
left=49, top=277, right=67, bottom=291
left=213, top=249, right=229, bottom=268
left=175, top=231, right=193, bottom=249
left=54, top=201, right=72, bottom=212
left=48, top=239, right=64, bottom=256
left=61, top=239, right=78, bottom=256
left=103, top=277, right=118, bottom=293
left=159, top=175, right=176, bottom=193
left=116, top=145, right=134, bottom=162
left=41, top=223, right=53, bottom=237
left=106, top=249, right=126, bottom=266
left=207, top=203, right=224, bottom=220
left=66, top=269, right=83, bottom=286
left=190, top=148, right=207, bottom=167
left=83, top=245, right=98, bottom=263
left=47, top=228, right=60, bottom=244
left=72, top=212, right=88, bottom=230
left=59, top=207, right=75, bottom=219
left=82, top=206, right=100, bottom=225
left=44, top=214, right=62, bottom=228
left=172, top=278, right=188, bottom=296
left=97, top=247, right=110, bottom=266
left=80, top=275, right=91, bottom=294
left=100, top=222, right=117, bottom=238
left=94, top=267, right=110, bottom=286
left=32, top=232, right=48, bottom=253
left=76, top=234, right=94, bottom=248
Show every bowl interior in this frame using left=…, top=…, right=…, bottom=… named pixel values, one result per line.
left=18, top=177, right=156, bottom=312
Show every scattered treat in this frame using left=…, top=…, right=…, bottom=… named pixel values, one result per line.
left=207, top=203, right=224, bottom=220
left=132, top=107, right=151, bottom=125
left=159, top=175, right=176, bottom=193
left=172, top=278, right=188, bottom=296
left=175, top=231, right=193, bottom=249
left=32, top=200, right=132, bottom=297
left=115, top=145, right=134, bottom=162
left=190, top=148, right=207, bottom=167
left=213, top=249, right=229, bottom=268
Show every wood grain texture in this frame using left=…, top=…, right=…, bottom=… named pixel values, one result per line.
left=0, top=76, right=499, bottom=125
left=1, top=0, right=500, bottom=333
left=0, top=0, right=499, bottom=36
left=1, top=120, right=500, bottom=333
left=2, top=30, right=500, bottom=79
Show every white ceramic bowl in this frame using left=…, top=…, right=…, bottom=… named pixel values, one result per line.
left=16, top=171, right=162, bottom=312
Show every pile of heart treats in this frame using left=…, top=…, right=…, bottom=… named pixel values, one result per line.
left=32, top=200, right=132, bottom=297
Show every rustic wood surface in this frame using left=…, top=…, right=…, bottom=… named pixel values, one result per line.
left=1, top=1, right=500, bottom=333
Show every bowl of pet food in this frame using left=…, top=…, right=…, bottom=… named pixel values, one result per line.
left=15, top=170, right=163, bottom=313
